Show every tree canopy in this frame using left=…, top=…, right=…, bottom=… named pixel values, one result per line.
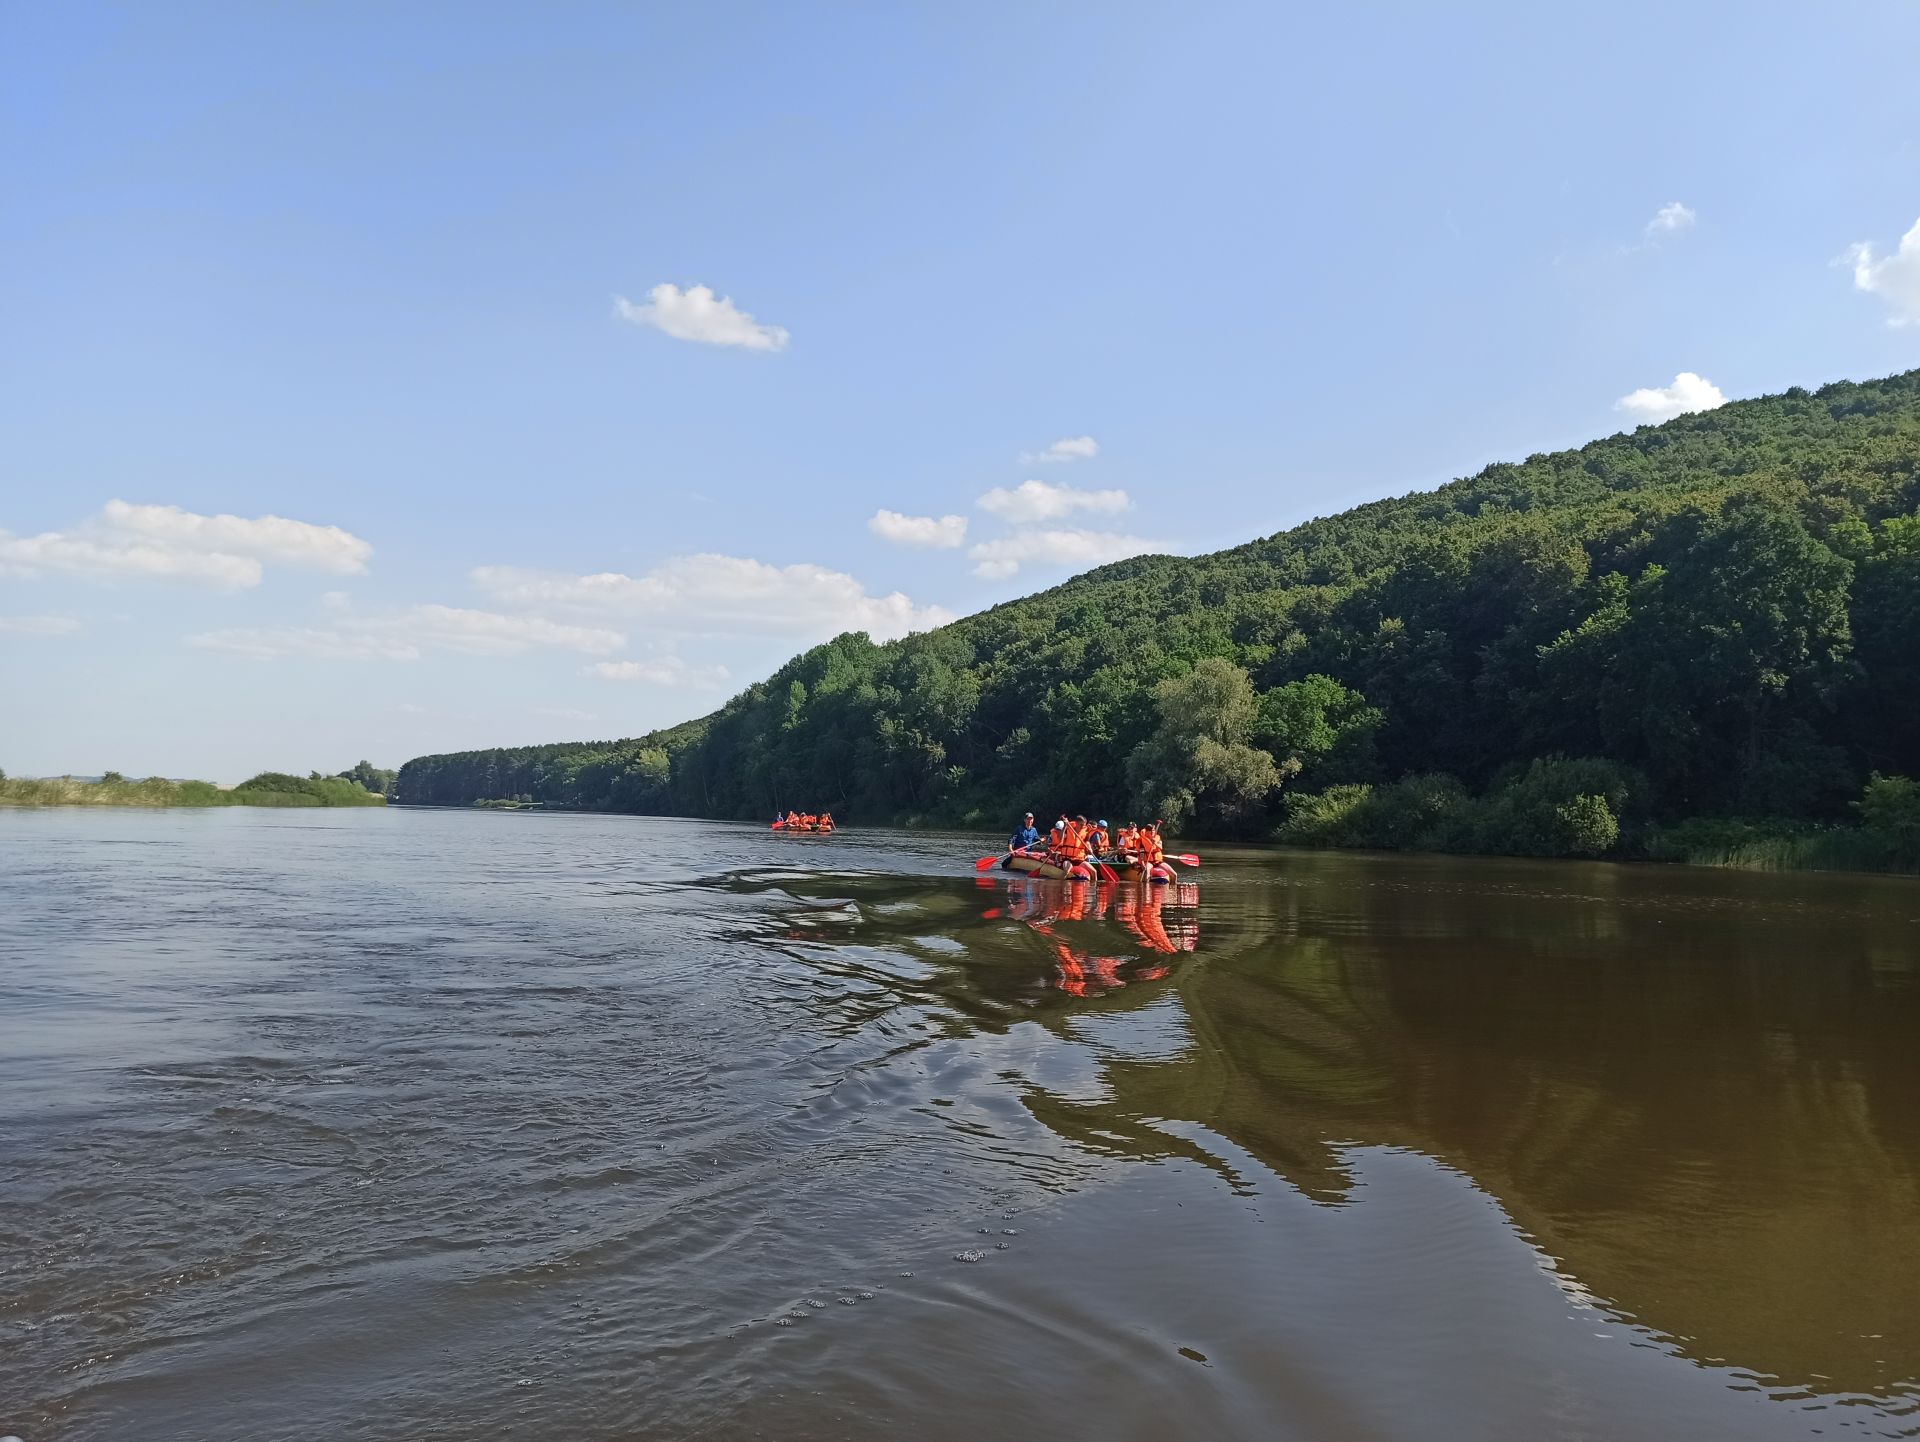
left=396, top=369, right=1920, bottom=855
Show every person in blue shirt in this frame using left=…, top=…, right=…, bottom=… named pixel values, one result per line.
left=1009, top=811, right=1041, bottom=852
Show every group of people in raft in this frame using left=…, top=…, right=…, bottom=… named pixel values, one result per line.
left=777, top=810, right=835, bottom=833
left=1006, top=811, right=1176, bottom=882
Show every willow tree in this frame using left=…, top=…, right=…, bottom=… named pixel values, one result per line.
left=1126, top=658, right=1285, bottom=831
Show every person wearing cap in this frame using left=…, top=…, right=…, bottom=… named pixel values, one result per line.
left=1090, top=818, right=1111, bottom=856
left=1009, top=811, right=1041, bottom=852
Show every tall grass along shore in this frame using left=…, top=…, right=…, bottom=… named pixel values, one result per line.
left=0, top=771, right=387, bottom=809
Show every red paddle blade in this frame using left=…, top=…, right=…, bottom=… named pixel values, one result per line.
left=1172, top=853, right=1200, bottom=866
left=975, top=855, right=1002, bottom=869
left=770, top=820, right=784, bottom=829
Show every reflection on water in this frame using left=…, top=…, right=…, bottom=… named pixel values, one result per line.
left=734, top=851, right=1920, bottom=1432
left=979, top=875, right=1199, bottom=994
left=2, top=811, right=1916, bottom=1442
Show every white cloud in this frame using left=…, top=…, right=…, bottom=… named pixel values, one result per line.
left=320, top=590, right=352, bottom=611
left=1646, top=202, right=1696, bottom=236
left=584, top=657, right=732, bottom=688
left=0, top=529, right=263, bottom=588
left=976, top=479, right=1132, bottom=524
left=100, top=500, right=371, bottom=574
left=0, top=501, right=372, bottom=589
left=613, top=283, right=789, bottom=351
left=187, top=626, right=420, bottom=660
left=529, top=705, right=602, bottom=723
left=0, top=614, right=82, bottom=636
left=188, top=606, right=626, bottom=661
left=471, top=553, right=953, bottom=642
left=1844, top=216, right=1920, bottom=326
left=868, top=509, right=968, bottom=548
left=1614, top=371, right=1727, bottom=423
left=1020, top=435, right=1100, bottom=464
left=968, top=529, right=1165, bottom=580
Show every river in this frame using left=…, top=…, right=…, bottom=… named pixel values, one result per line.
left=1, top=807, right=1915, bottom=1441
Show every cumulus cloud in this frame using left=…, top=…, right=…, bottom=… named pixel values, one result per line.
left=584, top=657, right=732, bottom=688
left=1020, top=435, right=1100, bottom=464
left=100, top=500, right=371, bottom=574
left=188, top=606, right=626, bottom=661
left=0, top=614, right=82, bottom=635
left=0, top=530, right=263, bottom=588
left=613, top=283, right=789, bottom=351
left=1614, top=372, right=1727, bottom=423
left=968, top=529, right=1165, bottom=580
left=868, top=509, right=968, bottom=548
left=1844, top=216, right=1920, bottom=326
left=1646, top=202, right=1696, bottom=237
left=0, top=501, right=372, bottom=589
left=471, top=553, right=953, bottom=642
left=976, top=479, right=1132, bottom=525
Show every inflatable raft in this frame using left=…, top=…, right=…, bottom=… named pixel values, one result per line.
left=1000, top=852, right=1176, bottom=882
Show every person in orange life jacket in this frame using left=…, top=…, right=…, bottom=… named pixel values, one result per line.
left=819, top=812, right=834, bottom=831
left=1141, top=822, right=1166, bottom=867
left=1061, top=816, right=1092, bottom=863
left=1089, top=819, right=1111, bottom=856
left=1048, top=814, right=1069, bottom=860
left=786, top=810, right=800, bottom=828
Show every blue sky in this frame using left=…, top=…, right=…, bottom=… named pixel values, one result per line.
left=4, top=2, right=1919, bottom=780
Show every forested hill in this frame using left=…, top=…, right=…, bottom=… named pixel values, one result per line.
left=397, top=370, right=1920, bottom=860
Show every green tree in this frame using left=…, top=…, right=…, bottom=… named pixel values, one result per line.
left=1255, top=674, right=1381, bottom=784
left=1126, top=658, right=1285, bottom=830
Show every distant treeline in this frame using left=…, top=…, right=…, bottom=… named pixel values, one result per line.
left=0, top=766, right=390, bottom=809
left=397, top=371, right=1920, bottom=870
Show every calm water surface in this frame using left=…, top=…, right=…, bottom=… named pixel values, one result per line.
left=2, top=808, right=1917, bottom=1441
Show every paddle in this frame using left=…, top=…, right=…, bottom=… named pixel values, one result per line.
left=1170, top=853, right=1200, bottom=866
left=1095, top=859, right=1121, bottom=884
left=977, top=846, right=1035, bottom=870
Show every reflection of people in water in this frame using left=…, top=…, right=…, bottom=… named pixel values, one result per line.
left=1052, top=940, right=1128, bottom=997
left=987, top=876, right=1199, bottom=996
left=1114, top=880, right=1200, bottom=957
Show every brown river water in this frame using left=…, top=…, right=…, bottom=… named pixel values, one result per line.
left=1, top=807, right=1916, bottom=1441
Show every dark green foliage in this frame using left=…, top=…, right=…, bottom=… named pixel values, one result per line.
left=232, top=772, right=388, bottom=807
left=1124, top=658, right=1285, bottom=831
left=1279, top=757, right=1643, bottom=859
left=397, top=370, right=1920, bottom=857
left=1858, top=773, right=1920, bottom=866
left=335, top=760, right=397, bottom=795
left=1255, top=673, right=1381, bottom=786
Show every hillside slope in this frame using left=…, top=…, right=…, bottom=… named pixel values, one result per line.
left=397, top=371, right=1920, bottom=847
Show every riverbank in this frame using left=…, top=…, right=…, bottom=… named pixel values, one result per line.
left=0, top=773, right=387, bottom=809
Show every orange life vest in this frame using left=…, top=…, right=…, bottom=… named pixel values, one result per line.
left=1062, top=821, right=1090, bottom=862
left=1142, top=830, right=1164, bottom=865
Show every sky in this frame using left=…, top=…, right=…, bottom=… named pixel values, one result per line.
left=4, top=2, right=1919, bottom=781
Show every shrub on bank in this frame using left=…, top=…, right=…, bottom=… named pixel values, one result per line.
left=1, top=771, right=388, bottom=809
left=1279, top=763, right=1920, bottom=873
left=1278, top=755, right=1643, bottom=860
left=232, top=773, right=387, bottom=807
